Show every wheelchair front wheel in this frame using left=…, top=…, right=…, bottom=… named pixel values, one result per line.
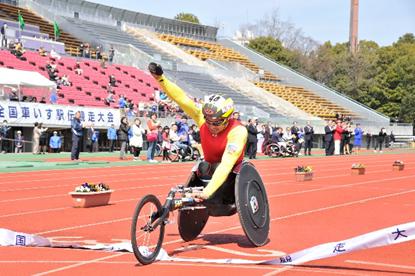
left=131, top=194, right=165, bottom=265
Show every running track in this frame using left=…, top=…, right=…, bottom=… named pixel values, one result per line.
left=1, top=152, right=414, bottom=275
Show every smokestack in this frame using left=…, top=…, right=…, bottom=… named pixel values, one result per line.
left=349, top=0, right=359, bottom=54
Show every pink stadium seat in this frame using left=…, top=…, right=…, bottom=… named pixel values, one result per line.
left=0, top=49, right=160, bottom=107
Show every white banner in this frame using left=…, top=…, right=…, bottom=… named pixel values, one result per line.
left=0, top=101, right=120, bottom=128
left=1, top=221, right=414, bottom=266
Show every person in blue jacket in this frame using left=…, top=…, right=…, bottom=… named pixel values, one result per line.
left=49, top=131, right=62, bottom=153
left=354, top=123, right=364, bottom=154
left=107, top=124, right=117, bottom=152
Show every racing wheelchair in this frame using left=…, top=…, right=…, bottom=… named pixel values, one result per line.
left=130, top=161, right=270, bottom=265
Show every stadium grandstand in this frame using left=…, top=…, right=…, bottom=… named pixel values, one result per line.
left=0, top=0, right=413, bottom=153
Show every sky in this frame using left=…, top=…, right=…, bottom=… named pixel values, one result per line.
left=90, top=0, right=415, bottom=46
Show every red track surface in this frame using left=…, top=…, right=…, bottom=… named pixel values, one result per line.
left=1, top=152, right=415, bottom=275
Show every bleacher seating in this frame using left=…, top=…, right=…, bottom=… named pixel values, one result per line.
left=0, top=3, right=81, bottom=55
left=0, top=49, right=160, bottom=107
left=166, top=70, right=283, bottom=118
left=158, top=33, right=359, bottom=120
left=159, top=34, right=278, bottom=82
left=65, top=17, right=176, bottom=61
left=254, top=81, right=356, bottom=119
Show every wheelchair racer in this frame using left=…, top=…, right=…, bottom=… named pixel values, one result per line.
left=148, top=63, right=247, bottom=201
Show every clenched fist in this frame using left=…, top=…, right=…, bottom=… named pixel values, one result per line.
left=148, top=62, right=163, bottom=77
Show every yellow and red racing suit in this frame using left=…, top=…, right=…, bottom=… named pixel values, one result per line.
left=156, top=75, right=248, bottom=198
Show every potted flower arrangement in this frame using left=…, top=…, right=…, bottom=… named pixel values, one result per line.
left=294, top=165, right=313, bottom=181
left=392, top=160, right=405, bottom=171
left=69, top=182, right=113, bottom=208
left=351, top=163, right=366, bottom=175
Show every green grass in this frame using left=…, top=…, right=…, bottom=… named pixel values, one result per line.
left=0, top=148, right=413, bottom=173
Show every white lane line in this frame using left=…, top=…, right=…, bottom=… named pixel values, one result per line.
left=161, top=189, right=415, bottom=247
left=35, top=218, right=132, bottom=235
left=0, top=260, right=280, bottom=271
left=264, top=266, right=367, bottom=276
left=345, top=260, right=415, bottom=270
left=0, top=207, right=69, bottom=219
left=32, top=252, right=126, bottom=276
left=2, top=165, right=413, bottom=205
left=270, top=174, right=415, bottom=198
left=32, top=187, right=415, bottom=237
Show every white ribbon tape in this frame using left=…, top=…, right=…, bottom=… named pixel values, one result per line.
left=1, top=221, right=414, bottom=265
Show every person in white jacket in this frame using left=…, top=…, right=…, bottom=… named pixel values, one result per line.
left=129, top=118, right=146, bottom=161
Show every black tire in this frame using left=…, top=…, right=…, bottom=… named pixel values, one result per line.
left=235, top=163, right=270, bottom=247
left=168, top=146, right=180, bottom=162
left=155, top=143, right=162, bottom=157
left=131, top=194, right=165, bottom=265
left=192, top=147, right=201, bottom=161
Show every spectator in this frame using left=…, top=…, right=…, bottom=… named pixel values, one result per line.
left=1, top=23, right=7, bottom=48
left=38, top=123, right=48, bottom=154
left=389, top=131, right=395, bottom=147
left=176, top=115, right=190, bottom=145
left=9, top=88, right=19, bottom=101
left=14, top=130, right=24, bottom=153
left=374, top=127, right=387, bottom=153
left=107, top=124, right=117, bottom=152
left=0, top=120, right=11, bottom=153
left=354, top=123, right=364, bottom=154
left=118, top=116, right=129, bottom=160
left=49, top=131, right=62, bottom=153
left=261, top=124, right=270, bottom=152
left=246, top=119, right=258, bottom=159
left=49, top=89, right=58, bottom=104
left=71, top=111, right=83, bottom=161
left=79, top=43, right=84, bottom=57
left=324, top=120, right=335, bottom=156
left=189, top=124, right=200, bottom=144
left=74, top=62, right=83, bottom=75
left=366, top=132, right=372, bottom=150
left=95, top=45, right=101, bottom=60
left=50, top=48, right=61, bottom=60
left=232, top=111, right=241, bottom=121
left=290, top=121, right=300, bottom=144
left=118, top=95, right=126, bottom=109
left=138, top=101, right=145, bottom=117
left=61, top=74, right=71, bottom=86
left=109, top=75, right=117, bottom=87
left=303, top=121, right=314, bottom=156
left=100, top=57, right=107, bottom=69
left=84, top=43, right=90, bottom=58
left=146, top=113, right=160, bottom=163
left=86, top=124, right=96, bottom=153
left=105, top=93, right=115, bottom=106
left=108, top=46, right=115, bottom=63
left=12, top=42, right=25, bottom=60
left=38, top=47, right=47, bottom=57
left=161, top=126, right=171, bottom=162
left=333, top=120, right=345, bottom=155
left=343, top=123, right=353, bottom=155
left=129, top=118, right=146, bottom=161
left=32, top=122, right=41, bottom=154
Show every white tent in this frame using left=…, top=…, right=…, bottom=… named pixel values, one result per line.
left=0, top=68, right=56, bottom=88
left=0, top=67, right=56, bottom=101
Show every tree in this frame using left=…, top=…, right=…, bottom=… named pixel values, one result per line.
left=238, top=9, right=319, bottom=55
left=248, top=36, right=300, bottom=69
left=174, top=13, right=200, bottom=24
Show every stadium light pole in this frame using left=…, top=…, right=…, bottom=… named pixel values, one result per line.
left=349, top=0, right=359, bottom=54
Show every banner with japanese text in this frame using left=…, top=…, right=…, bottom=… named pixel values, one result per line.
left=0, top=101, right=120, bottom=128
